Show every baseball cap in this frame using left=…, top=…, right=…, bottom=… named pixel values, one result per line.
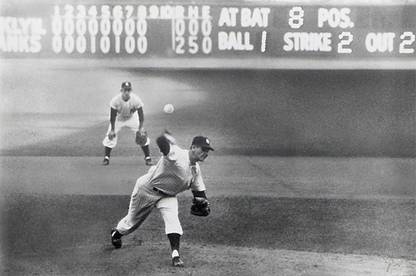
left=121, top=81, right=132, bottom=90
left=192, top=136, right=214, bottom=151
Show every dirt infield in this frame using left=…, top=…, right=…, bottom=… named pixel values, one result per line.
left=2, top=193, right=416, bottom=275
left=1, top=155, right=415, bottom=275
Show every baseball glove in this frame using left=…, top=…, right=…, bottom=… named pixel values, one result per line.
left=190, top=197, right=210, bottom=217
left=135, top=129, right=148, bottom=146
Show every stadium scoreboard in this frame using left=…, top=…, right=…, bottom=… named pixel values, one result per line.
left=1, top=2, right=416, bottom=63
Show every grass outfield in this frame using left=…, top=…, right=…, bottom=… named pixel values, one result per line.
left=1, top=67, right=415, bottom=157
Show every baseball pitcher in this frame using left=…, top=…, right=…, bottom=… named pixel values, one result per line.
left=102, top=81, right=152, bottom=166
left=110, top=131, right=214, bottom=267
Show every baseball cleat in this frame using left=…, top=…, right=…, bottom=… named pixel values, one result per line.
left=111, top=229, right=122, bottom=249
left=145, top=157, right=153, bottom=166
left=171, top=256, right=184, bottom=267
left=102, top=157, right=110, bottom=166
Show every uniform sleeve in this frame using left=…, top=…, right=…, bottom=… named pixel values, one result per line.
left=191, top=164, right=206, bottom=191
left=109, top=96, right=119, bottom=110
left=156, top=133, right=178, bottom=155
left=133, top=94, right=144, bottom=109
left=156, top=135, right=171, bottom=156
left=166, top=144, right=182, bottom=162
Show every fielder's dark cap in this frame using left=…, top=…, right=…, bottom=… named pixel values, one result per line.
left=192, top=136, right=214, bottom=151
left=121, top=81, right=132, bottom=90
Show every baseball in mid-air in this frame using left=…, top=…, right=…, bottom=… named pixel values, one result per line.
left=163, top=103, right=174, bottom=114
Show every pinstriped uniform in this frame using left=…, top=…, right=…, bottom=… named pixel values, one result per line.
left=110, top=93, right=144, bottom=121
left=102, top=93, right=150, bottom=148
left=116, top=144, right=206, bottom=236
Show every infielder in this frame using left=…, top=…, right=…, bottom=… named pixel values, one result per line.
left=102, top=81, right=152, bottom=166
left=111, top=131, right=213, bottom=267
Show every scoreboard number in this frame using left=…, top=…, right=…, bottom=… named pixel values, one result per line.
left=399, top=32, right=415, bottom=54
left=288, top=7, right=304, bottom=29
left=337, top=32, right=353, bottom=54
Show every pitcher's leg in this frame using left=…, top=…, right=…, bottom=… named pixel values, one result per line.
left=111, top=198, right=154, bottom=249
left=111, top=179, right=160, bottom=248
left=157, top=197, right=184, bottom=266
left=116, top=203, right=154, bottom=235
left=157, top=197, right=183, bottom=235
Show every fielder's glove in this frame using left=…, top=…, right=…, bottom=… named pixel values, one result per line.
left=190, top=197, right=210, bottom=217
left=135, top=129, right=148, bottom=146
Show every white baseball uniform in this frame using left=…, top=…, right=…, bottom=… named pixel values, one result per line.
left=116, top=143, right=206, bottom=235
left=102, top=93, right=149, bottom=148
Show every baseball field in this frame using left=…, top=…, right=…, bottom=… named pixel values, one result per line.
left=0, top=59, right=415, bottom=275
